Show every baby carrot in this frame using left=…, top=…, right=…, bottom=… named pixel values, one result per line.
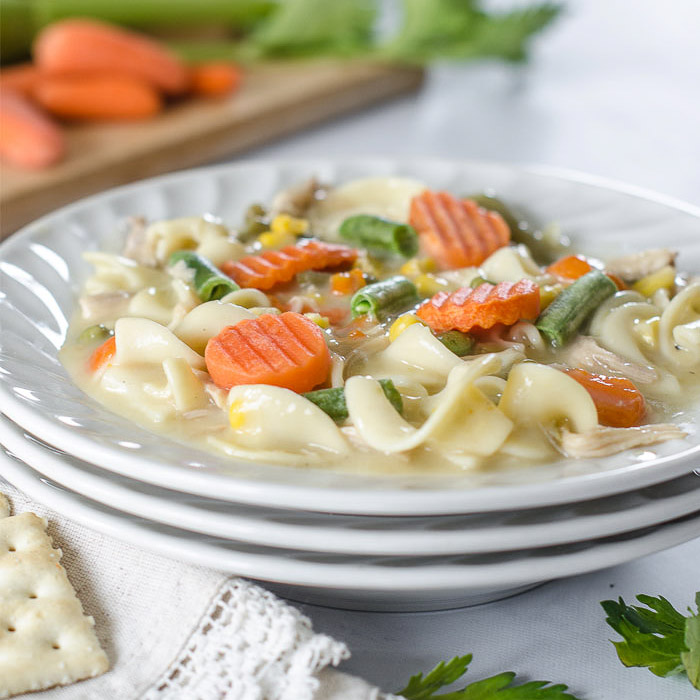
left=0, top=63, right=40, bottom=98
left=205, top=312, right=331, bottom=393
left=89, top=335, right=116, bottom=373
left=34, top=75, right=162, bottom=121
left=564, top=368, right=646, bottom=428
left=416, top=280, right=540, bottom=334
left=409, top=190, right=510, bottom=270
left=190, top=62, right=242, bottom=97
left=0, top=89, right=65, bottom=169
left=34, top=19, right=190, bottom=95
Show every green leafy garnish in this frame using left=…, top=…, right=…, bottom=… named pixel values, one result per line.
left=398, top=653, right=581, bottom=699
left=601, top=591, right=700, bottom=690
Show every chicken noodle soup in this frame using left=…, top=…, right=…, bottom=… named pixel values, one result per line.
left=60, top=177, right=700, bottom=474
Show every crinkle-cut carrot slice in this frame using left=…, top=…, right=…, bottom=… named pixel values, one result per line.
left=221, top=240, right=357, bottom=290
left=416, top=279, right=540, bottom=334
left=564, top=368, right=646, bottom=427
left=205, top=312, right=331, bottom=392
left=409, top=190, right=510, bottom=270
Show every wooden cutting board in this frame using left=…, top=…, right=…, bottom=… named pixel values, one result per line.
left=0, top=61, right=423, bottom=238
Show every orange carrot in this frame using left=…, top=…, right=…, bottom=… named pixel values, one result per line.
left=409, top=191, right=510, bottom=270
left=546, top=255, right=593, bottom=281
left=605, top=272, right=627, bottom=290
left=222, top=240, right=358, bottom=291
left=34, top=19, right=189, bottom=95
left=34, top=75, right=162, bottom=121
left=416, top=279, right=540, bottom=334
left=89, top=336, right=116, bottom=373
left=190, top=62, right=242, bottom=97
left=0, top=63, right=40, bottom=98
left=0, top=90, right=65, bottom=169
left=330, top=268, right=366, bottom=295
left=205, top=312, right=331, bottom=392
left=547, top=254, right=626, bottom=290
left=564, top=368, right=646, bottom=428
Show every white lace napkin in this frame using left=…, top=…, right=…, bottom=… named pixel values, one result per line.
left=1, top=482, right=401, bottom=700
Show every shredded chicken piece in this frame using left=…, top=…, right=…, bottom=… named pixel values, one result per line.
left=558, top=424, right=687, bottom=458
left=204, top=382, right=228, bottom=411
left=121, top=216, right=157, bottom=267
left=270, top=177, right=328, bottom=218
left=606, top=248, right=676, bottom=282
left=79, top=291, right=131, bottom=321
left=562, top=335, right=658, bottom=384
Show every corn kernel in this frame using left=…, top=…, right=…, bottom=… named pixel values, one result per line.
left=258, top=230, right=295, bottom=249
left=304, top=312, right=330, bottom=329
left=270, top=214, right=309, bottom=236
left=632, top=265, right=675, bottom=298
left=415, top=274, right=448, bottom=297
left=400, top=258, right=436, bottom=277
left=389, top=314, right=424, bottom=342
left=228, top=399, right=247, bottom=430
left=539, top=283, right=563, bottom=310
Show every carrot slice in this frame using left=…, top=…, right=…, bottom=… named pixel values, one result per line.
left=546, top=255, right=593, bottom=281
left=205, top=312, right=331, bottom=392
left=564, top=368, right=646, bottom=427
left=409, top=190, right=510, bottom=270
left=0, top=90, right=65, bottom=169
left=547, top=254, right=626, bottom=290
left=34, top=75, right=162, bottom=121
left=330, top=268, right=365, bottom=295
left=0, top=63, right=40, bottom=98
left=34, top=19, right=189, bottom=95
left=89, top=336, right=116, bottom=373
left=190, top=62, right=242, bottom=97
left=222, top=240, right=358, bottom=290
left=416, top=280, right=540, bottom=334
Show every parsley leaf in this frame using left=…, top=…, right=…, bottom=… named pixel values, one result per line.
left=601, top=591, right=700, bottom=690
left=397, top=653, right=581, bottom=699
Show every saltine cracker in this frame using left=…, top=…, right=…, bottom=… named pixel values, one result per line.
left=0, top=511, right=108, bottom=697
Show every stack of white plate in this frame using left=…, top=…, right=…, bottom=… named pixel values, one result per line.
left=1, top=160, right=699, bottom=611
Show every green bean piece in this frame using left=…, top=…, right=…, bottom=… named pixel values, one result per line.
left=169, top=250, right=240, bottom=301
left=469, top=193, right=568, bottom=265
left=470, top=276, right=495, bottom=289
left=303, top=379, right=403, bottom=423
left=350, top=276, right=418, bottom=319
left=436, top=330, right=474, bottom=356
left=339, top=214, right=419, bottom=258
left=78, top=324, right=113, bottom=344
left=536, top=270, right=617, bottom=347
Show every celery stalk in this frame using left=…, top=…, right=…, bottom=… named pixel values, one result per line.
left=0, top=0, right=275, bottom=63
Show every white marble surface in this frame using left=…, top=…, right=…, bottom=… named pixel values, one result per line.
left=239, top=1, right=700, bottom=697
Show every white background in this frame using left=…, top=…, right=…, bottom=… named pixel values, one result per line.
left=243, top=1, right=700, bottom=697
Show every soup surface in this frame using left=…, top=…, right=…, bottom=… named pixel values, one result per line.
left=61, top=176, right=700, bottom=474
